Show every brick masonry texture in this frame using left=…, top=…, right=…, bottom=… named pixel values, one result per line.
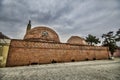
left=24, top=26, right=60, bottom=42
left=67, top=36, right=87, bottom=45
left=6, top=40, right=109, bottom=67
left=6, top=26, right=109, bottom=67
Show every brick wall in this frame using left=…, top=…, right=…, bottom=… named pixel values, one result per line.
left=6, top=39, right=109, bottom=67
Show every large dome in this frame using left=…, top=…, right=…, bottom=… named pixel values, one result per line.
left=67, top=36, right=87, bottom=45
left=24, top=26, right=60, bottom=43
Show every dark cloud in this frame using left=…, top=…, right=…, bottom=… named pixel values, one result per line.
left=0, top=0, right=120, bottom=46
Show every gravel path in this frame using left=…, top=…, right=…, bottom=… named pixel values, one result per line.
left=0, top=59, right=120, bottom=80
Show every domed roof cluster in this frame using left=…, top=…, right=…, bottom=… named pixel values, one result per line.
left=24, top=21, right=87, bottom=45
left=67, top=36, right=87, bottom=45
left=24, top=26, right=60, bottom=43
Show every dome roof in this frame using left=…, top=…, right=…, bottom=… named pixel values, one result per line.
left=24, top=26, right=60, bottom=43
left=67, top=36, right=87, bottom=45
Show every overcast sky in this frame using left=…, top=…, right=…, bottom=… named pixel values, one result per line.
left=0, top=0, right=120, bottom=45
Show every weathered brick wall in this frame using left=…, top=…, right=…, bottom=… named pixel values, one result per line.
left=6, top=39, right=109, bottom=67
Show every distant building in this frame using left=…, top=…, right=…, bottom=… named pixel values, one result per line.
left=0, top=32, right=10, bottom=44
left=114, top=47, right=120, bottom=57
left=0, top=32, right=11, bottom=67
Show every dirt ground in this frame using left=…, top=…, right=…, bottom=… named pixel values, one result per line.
left=0, top=58, right=120, bottom=80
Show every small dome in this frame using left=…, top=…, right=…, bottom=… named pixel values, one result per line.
left=24, top=26, right=60, bottom=43
left=67, top=36, right=87, bottom=45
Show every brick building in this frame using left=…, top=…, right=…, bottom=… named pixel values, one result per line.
left=6, top=21, right=109, bottom=67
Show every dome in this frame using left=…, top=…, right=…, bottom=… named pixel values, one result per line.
left=67, top=36, right=87, bottom=45
left=24, top=26, right=60, bottom=43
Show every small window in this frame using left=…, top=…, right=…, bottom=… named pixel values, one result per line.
left=31, top=62, right=38, bottom=65
left=93, top=58, right=96, bottom=60
left=51, top=60, right=57, bottom=63
left=71, top=59, right=75, bottom=62
left=85, top=58, right=89, bottom=61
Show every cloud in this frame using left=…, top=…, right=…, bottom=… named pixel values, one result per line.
left=0, top=0, right=120, bottom=46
